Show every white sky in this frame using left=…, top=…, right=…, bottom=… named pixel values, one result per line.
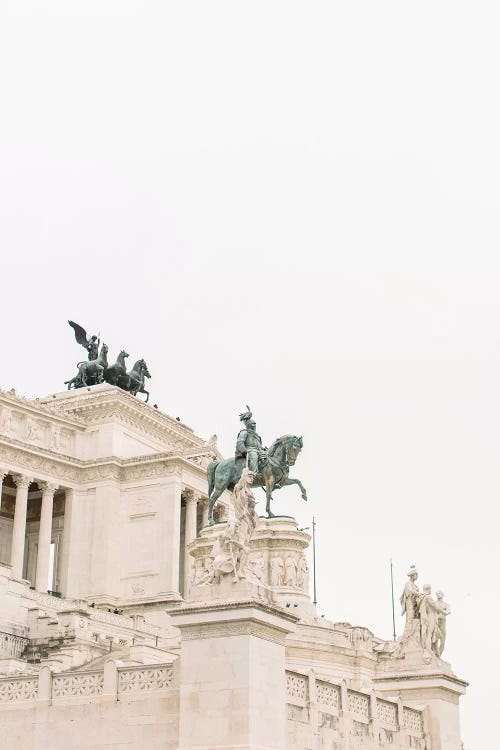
left=1, top=3, right=498, bottom=747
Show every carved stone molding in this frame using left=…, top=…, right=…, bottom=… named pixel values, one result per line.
left=38, top=481, right=59, bottom=495
left=12, top=474, right=34, bottom=488
left=0, top=441, right=198, bottom=486
left=178, top=620, right=288, bottom=645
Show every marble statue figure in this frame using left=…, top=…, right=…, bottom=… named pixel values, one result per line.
left=419, top=584, right=438, bottom=654
left=285, top=554, right=298, bottom=587
left=297, top=555, right=308, bottom=590
left=433, top=591, right=450, bottom=657
left=203, top=468, right=258, bottom=584
left=270, top=556, right=284, bottom=587
left=396, top=565, right=452, bottom=660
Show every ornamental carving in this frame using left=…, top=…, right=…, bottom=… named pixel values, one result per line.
left=403, top=707, right=423, bottom=734
left=352, top=720, right=370, bottom=737
left=347, top=690, right=370, bottom=718
left=178, top=620, right=286, bottom=645
left=316, top=680, right=340, bottom=710
left=0, top=441, right=190, bottom=486
left=0, top=677, right=38, bottom=702
left=52, top=672, right=104, bottom=698
left=286, top=671, right=308, bottom=703
left=318, top=711, right=337, bottom=729
left=118, top=666, right=173, bottom=693
left=286, top=704, right=309, bottom=723
left=377, top=699, right=398, bottom=726
left=0, top=633, right=29, bottom=660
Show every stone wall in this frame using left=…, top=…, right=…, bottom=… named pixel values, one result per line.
left=0, top=662, right=179, bottom=750
left=285, top=669, right=429, bottom=750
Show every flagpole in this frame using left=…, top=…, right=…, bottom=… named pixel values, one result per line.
left=390, top=557, right=396, bottom=641
left=312, top=516, right=317, bottom=606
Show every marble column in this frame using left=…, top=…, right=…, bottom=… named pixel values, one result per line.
left=0, top=468, right=7, bottom=515
left=35, top=482, right=58, bottom=592
left=184, top=491, right=199, bottom=597
left=11, top=475, right=33, bottom=579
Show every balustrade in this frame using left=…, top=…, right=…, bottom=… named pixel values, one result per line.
left=285, top=669, right=426, bottom=749
left=0, top=662, right=175, bottom=707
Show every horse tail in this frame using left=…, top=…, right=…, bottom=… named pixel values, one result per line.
left=207, top=460, right=220, bottom=499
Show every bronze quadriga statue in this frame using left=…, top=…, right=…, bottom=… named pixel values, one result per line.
left=64, top=321, right=151, bottom=402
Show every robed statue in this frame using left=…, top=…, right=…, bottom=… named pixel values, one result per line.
left=207, top=406, right=307, bottom=524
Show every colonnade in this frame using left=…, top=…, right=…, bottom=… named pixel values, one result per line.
left=0, top=469, right=62, bottom=591
left=0, top=468, right=214, bottom=599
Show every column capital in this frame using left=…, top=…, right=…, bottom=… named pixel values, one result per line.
left=184, top=490, right=202, bottom=505
left=12, top=474, right=33, bottom=488
left=38, top=481, right=59, bottom=495
left=0, top=467, right=8, bottom=480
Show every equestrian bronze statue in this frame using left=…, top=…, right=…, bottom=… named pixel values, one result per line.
left=206, top=407, right=307, bottom=524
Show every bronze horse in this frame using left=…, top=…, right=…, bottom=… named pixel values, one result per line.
left=64, top=344, right=109, bottom=389
left=117, top=359, right=151, bottom=402
left=206, top=434, right=307, bottom=525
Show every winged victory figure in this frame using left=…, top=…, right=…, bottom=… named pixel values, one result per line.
left=68, top=320, right=100, bottom=361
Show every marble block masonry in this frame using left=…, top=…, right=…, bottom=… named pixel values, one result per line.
left=0, top=384, right=467, bottom=750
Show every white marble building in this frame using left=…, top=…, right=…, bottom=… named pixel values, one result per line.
left=0, top=384, right=467, bottom=749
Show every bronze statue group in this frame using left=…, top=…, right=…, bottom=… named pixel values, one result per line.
left=64, top=321, right=151, bottom=402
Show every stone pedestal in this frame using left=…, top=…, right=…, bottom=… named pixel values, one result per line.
left=188, top=516, right=314, bottom=618
left=170, top=600, right=298, bottom=750
left=375, top=653, right=468, bottom=750
left=251, top=517, right=314, bottom=618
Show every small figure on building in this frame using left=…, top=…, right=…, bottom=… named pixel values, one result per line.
left=297, top=555, right=308, bottom=590
left=432, top=590, right=451, bottom=657
left=270, top=555, right=285, bottom=587
left=285, top=554, right=298, bottom=587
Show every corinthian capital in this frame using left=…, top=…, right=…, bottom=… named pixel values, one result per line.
left=38, top=481, right=59, bottom=495
left=12, top=474, right=33, bottom=489
left=184, top=490, right=201, bottom=505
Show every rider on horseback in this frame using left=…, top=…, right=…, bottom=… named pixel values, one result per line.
left=235, top=406, right=268, bottom=474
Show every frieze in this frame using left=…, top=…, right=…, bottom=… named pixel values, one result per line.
left=178, top=620, right=288, bottom=645
left=250, top=538, right=309, bottom=551
left=49, top=390, right=205, bottom=448
left=0, top=441, right=203, bottom=486
left=0, top=388, right=84, bottom=427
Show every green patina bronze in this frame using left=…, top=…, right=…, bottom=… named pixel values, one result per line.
left=65, top=321, right=151, bottom=401
left=207, top=407, right=307, bottom=524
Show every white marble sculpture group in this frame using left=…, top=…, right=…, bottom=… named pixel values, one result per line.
left=396, top=565, right=451, bottom=660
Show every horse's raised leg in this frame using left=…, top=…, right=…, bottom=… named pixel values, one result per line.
left=282, top=477, right=308, bottom=502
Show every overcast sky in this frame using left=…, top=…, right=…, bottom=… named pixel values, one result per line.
left=1, top=3, right=498, bottom=747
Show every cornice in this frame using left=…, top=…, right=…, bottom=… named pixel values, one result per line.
left=2, top=386, right=220, bottom=458
left=0, top=388, right=84, bottom=428
left=41, top=386, right=204, bottom=447
left=0, top=439, right=210, bottom=487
